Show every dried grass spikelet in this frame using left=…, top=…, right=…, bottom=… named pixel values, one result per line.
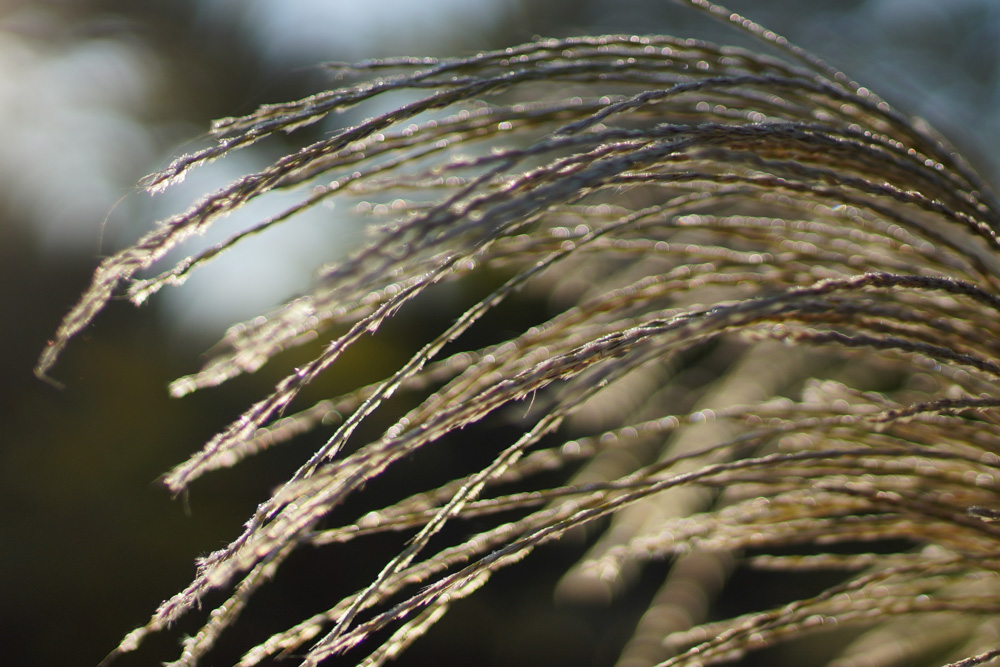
left=39, top=1, right=1000, bottom=666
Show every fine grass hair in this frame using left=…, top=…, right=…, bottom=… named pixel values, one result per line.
left=40, top=1, right=1000, bottom=665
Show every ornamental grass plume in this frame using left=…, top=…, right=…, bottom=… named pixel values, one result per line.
left=38, top=1, right=1000, bottom=665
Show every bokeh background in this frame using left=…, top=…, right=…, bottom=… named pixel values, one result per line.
left=4, top=1, right=1000, bottom=665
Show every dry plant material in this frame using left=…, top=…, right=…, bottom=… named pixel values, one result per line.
left=39, top=1, right=1000, bottom=666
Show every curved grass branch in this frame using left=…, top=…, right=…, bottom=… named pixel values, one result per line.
left=50, top=1, right=1000, bottom=666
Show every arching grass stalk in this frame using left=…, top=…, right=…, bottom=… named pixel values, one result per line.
left=41, top=1, right=1000, bottom=665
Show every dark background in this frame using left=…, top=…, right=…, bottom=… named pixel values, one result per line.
left=4, top=1, right=1000, bottom=665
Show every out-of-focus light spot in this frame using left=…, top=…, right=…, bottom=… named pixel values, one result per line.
left=200, top=0, right=517, bottom=66
left=0, top=8, right=162, bottom=253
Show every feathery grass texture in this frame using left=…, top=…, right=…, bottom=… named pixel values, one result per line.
left=40, top=1, right=1000, bottom=665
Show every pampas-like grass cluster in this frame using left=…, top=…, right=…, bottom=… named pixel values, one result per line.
left=39, top=1, right=1000, bottom=665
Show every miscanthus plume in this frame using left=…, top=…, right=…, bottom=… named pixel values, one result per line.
left=38, top=1, right=1000, bottom=665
